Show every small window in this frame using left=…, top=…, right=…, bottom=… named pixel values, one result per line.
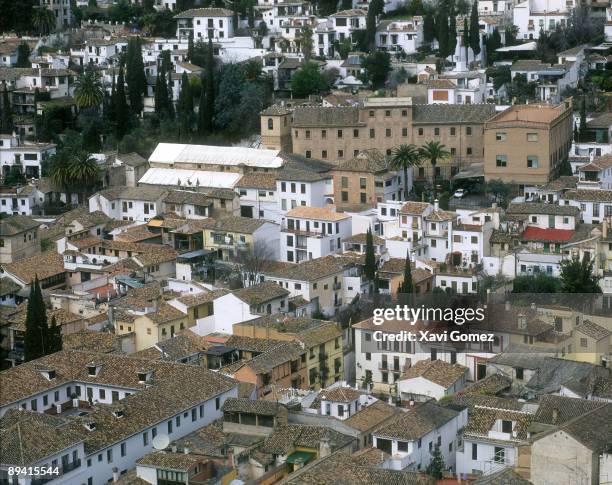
left=496, top=155, right=507, bottom=167
left=527, top=133, right=538, bottom=142
left=527, top=156, right=539, bottom=168
left=496, top=132, right=507, bottom=141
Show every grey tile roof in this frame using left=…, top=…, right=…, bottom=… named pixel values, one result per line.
left=263, top=254, right=345, bottom=281
left=374, top=402, right=460, bottom=441
left=224, top=335, right=285, bottom=353
left=507, top=202, right=580, bottom=216
left=412, top=104, right=496, bottom=124
left=292, top=106, right=361, bottom=128
left=246, top=341, right=305, bottom=374
left=474, top=468, right=533, bottom=485
left=533, top=394, right=607, bottom=426
left=560, top=403, right=612, bottom=453
left=174, top=7, right=233, bottom=17
left=575, top=319, right=611, bottom=340
left=0, top=214, right=40, bottom=236
left=233, top=281, right=290, bottom=306
left=261, top=424, right=354, bottom=455
left=214, top=216, right=268, bottom=234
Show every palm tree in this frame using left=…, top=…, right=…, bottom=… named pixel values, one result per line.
left=419, top=141, right=451, bottom=201
left=32, top=8, right=56, bottom=36
left=390, top=144, right=421, bottom=201
left=68, top=151, right=101, bottom=203
left=74, top=70, right=104, bottom=110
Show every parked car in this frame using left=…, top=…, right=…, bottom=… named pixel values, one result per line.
left=453, top=188, right=467, bottom=198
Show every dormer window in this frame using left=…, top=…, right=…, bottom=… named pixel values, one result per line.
left=138, top=370, right=152, bottom=383
left=87, top=362, right=102, bottom=376
left=84, top=421, right=97, bottom=431
left=38, top=368, right=56, bottom=380
left=112, top=408, right=125, bottom=418
left=501, top=420, right=512, bottom=433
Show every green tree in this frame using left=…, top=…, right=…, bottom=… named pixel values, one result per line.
left=365, top=0, right=385, bottom=50
left=291, top=62, right=328, bottom=97
left=462, top=17, right=469, bottom=64
left=419, top=141, right=450, bottom=200
left=48, top=315, right=63, bottom=353
left=448, top=3, right=457, bottom=59
left=362, top=51, right=391, bottom=89
left=513, top=273, right=561, bottom=293
left=579, top=97, right=587, bottom=142
left=177, top=72, right=194, bottom=137
left=82, top=121, right=102, bottom=152
left=469, top=0, right=481, bottom=56
left=114, top=64, right=129, bottom=138
left=0, top=84, right=14, bottom=135
left=390, top=144, right=420, bottom=200
left=560, top=254, right=601, bottom=293
left=486, top=178, right=512, bottom=207
left=74, top=69, right=104, bottom=110
left=398, top=251, right=414, bottom=294
left=437, top=4, right=449, bottom=58
left=364, top=227, right=377, bottom=282
left=125, top=37, right=147, bottom=117
left=485, top=27, right=501, bottom=65
left=187, top=32, right=194, bottom=61
left=423, top=11, right=436, bottom=44
left=426, top=444, right=445, bottom=479
left=24, top=277, right=48, bottom=362
left=16, top=42, right=31, bottom=67
left=297, top=24, right=314, bottom=60
left=32, top=7, right=56, bottom=35
left=203, top=39, right=215, bottom=131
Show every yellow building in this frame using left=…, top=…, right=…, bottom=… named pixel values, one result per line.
left=203, top=216, right=279, bottom=261
left=232, top=315, right=344, bottom=390
left=122, top=302, right=190, bottom=352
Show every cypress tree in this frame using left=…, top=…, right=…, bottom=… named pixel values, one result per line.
left=423, top=11, right=436, bottom=44
left=48, top=315, right=62, bottom=353
left=437, top=3, right=449, bottom=58
left=204, top=39, right=215, bottom=131
left=125, top=37, right=146, bottom=117
left=114, top=64, right=129, bottom=138
left=398, top=252, right=414, bottom=294
left=364, top=227, right=377, bottom=282
left=469, top=0, right=481, bottom=56
left=579, top=97, right=587, bottom=141
left=197, top=85, right=207, bottom=135
left=177, top=72, right=193, bottom=136
left=187, top=32, right=194, bottom=62
left=1, top=84, right=14, bottom=135
left=448, top=3, right=457, bottom=59
left=463, top=17, right=469, bottom=64
left=24, top=277, right=48, bottom=362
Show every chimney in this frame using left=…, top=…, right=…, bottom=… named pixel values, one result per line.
left=552, top=408, right=559, bottom=424
left=319, top=434, right=331, bottom=458
left=434, top=199, right=439, bottom=211
left=518, top=314, right=526, bottom=329
left=505, top=301, right=510, bottom=311
left=112, top=467, right=119, bottom=482
left=184, top=446, right=190, bottom=454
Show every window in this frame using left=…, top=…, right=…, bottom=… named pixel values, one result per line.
left=496, top=132, right=507, bottom=141
left=502, top=420, right=513, bottom=433
left=305, top=150, right=311, bottom=158
left=216, top=397, right=221, bottom=410
left=365, top=332, right=372, bottom=341
left=466, top=147, right=472, bottom=155
left=496, top=155, right=507, bottom=167
left=472, top=443, right=478, bottom=460
left=580, top=337, right=588, bottom=348
left=305, top=130, right=311, bottom=139
left=516, top=367, right=524, bottom=380
left=385, top=128, right=391, bottom=137
left=120, top=443, right=126, bottom=457
left=167, top=420, right=173, bottom=433
left=365, top=352, right=371, bottom=360
left=369, top=128, right=375, bottom=138
left=341, top=191, right=349, bottom=202
left=527, top=133, right=538, bottom=142
left=385, top=110, right=391, bottom=117
left=402, top=127, right=408, bottom=137
left=527, top=156, right=539, bottom=168
left=107, top=449, right=113, bottom=463
left=338, top=150, right=344, bottom=158
left=398, top=441, right=408, bottom=452
left=143, top=432, right=149, bottom=446
left=494, top=447, right=505, bottom=464
left=434, top=127, right=440, bottom=136
left=267, top=118, right=273, bottom=130
left=337, top=129, right=343, bottom=139
left=321, top=129, right=327, bottom=139
left=466, top=126, right=472, bottom=135
left=369, top=110, right=375, bottom=117
left=450, top=127, right=456, bottom=136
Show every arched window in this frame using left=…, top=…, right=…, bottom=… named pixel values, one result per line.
left=267, top=118, right=274, bottom=130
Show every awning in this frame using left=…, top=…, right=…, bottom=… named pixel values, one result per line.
left=452, top=162, right=484, bottom=180
left=285, top=451, right=316, bottom=465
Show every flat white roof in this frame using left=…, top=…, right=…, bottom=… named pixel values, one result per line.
left=138, top=168, right=241, bottom=189
left=148, top=143, right=284, bottom=168
left=496, top=42, right=537, bottom=52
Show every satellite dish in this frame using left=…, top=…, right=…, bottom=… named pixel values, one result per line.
left=152, top=434, right=170, bottom=450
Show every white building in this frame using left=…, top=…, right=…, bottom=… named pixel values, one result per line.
left=277, top=170, right=334, bottom=214
left=0, top=350, right=238, bottom=485
left=280, top=206, right=352, bottom=263
left=513, top=0, right=572, bottom=40
left=88, top=187, right=167, bottom=223
left=397, top=359, right=468, bottom=401
left=376, top=18, right=423, bottom=55
left=175, top=7, right=235, bottom=41
left=235, top=173, right=280, bottom=222
left=0, top=134, right=56, bottom=180
left=560, top=189, right=612, bottom=224
left=0, top=185, right=44, bottom=216
left=372, top=401, right=467, bottom=472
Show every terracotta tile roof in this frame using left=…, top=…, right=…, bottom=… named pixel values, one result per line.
left=521, top=226, right=574, bottom=242
left=233, top=281, right=290, bottom=306
left=292, top=106, right=361, bottom=128
left=222, top=397, right=283, bottom=415
left=0, top=277, right=21, bottom=296
left=464, top=406, right=533, bottom=441
left=558, top=403, right=612, bottom=453
left=132, top=244, right=178, bottom=267
left=0, top=410, right=83, bottom=466
left=62, top=330, right=119, bottom=353
left=374, top=402, right=460, bottom=441
left=425, top=209, right=456, bottom=221
left=224, top=335, right=285, bottom=353
left=400, top=201, right=430, bottom=214
left=400, top=359, right=467, bottom=388
left=162, top=190, right=212, bottom=206
left=146, top=302, right=186, bottom=324
left=176, top=289, right=230, bottom=307
left=97, top=186, right=167, bottom=202
left=174, top=7, right=233, bottom=17
left=427, top=79, right=456, bottom=89
left=534, top=394, right=607, bottom=426
left=344, top=400, right=401, bottom=432
left=235, top=172, right=278, bottom=190
left=213, top=216, right=269, bottom=233
left=264, top=254, right=345, bottom=281
left=319, top=386, right=362, bottom=402
left=334, top=149, right=388, bottom=173
left=344, top=233, right=384, bottom=245
left=413, top=104, right=496, bottom=124
left=262, top=424, right=354, bottom=455
left=562, top=189, right=612, bottom=202
left=277, top=168, right=331, bottom=182
left=246, top=341, right=305, bottom=374
left=461, top=373, right=511, bottom=396
left=1, top=250, right=64, bottom=285
left=575, top=319, right=611, bottom=340
left=114, top=226, right=158, bottom=243
left=285, top=205, right=349, bottom=221
left=474, top=468, right=533, bottom=485
left=296, top=322, right=342, bottom=348
left=351, top=446, right=389, bottom=466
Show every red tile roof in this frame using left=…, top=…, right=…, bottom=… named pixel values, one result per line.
left=522, top=226, right=574, bottom=242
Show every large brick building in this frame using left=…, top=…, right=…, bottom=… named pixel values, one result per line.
left=260, top=98, right=497, bottom=180
left=483, top=100, right=573, bottom=191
